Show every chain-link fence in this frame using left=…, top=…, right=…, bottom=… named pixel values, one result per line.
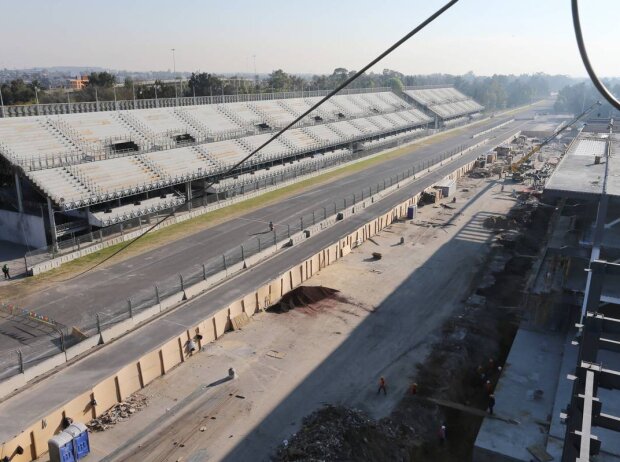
left=4, top=141, right=472, bottom=382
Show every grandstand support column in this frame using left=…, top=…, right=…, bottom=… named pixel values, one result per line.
left=46, top=197, right=58, bottom=251
left=186, top=181, right=192, bottom=211
left=14, top=172, right=23, bottom=213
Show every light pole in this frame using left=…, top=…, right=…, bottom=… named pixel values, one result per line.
left=0, top=86, right=4, bottom=118
left=171, top=48, right=178, bottom=103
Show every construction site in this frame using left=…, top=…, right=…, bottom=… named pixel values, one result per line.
left=1, top=2, right=620, bottom=462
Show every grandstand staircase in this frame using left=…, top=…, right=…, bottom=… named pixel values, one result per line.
left=325, top=123, right=349, bottom=140
left=381, top=112, right=405, bottom=129
left=278, top=133, right=300, bottom=152
left=191, top=145, right=225, bottom=172
left=276, top=100, right=304, bottom=121
left=329, top=99, right=354, bottom=118
left=136, top=155, right=169, bottom=181
left=216, top=105, right=250, bottom=133
left=376, top=92, right=404, bottom=110
left=304, top=98, right=333, bottom=122
left=64, top=165, right=100, bottom=197
left=348, top=118, right=374, bottom=134
left=346, top=95, right=373, bottom=116
left=364, top=116, right=387, bottom=132
left=300, top=127, right=323, bottom=144
left=44, top=118, right=89, bottom=156
left=172, top=108, right=210, bottom=139
left=114, top=113, right=157, bottom=149
left=247, top=103, right=280, bottom=129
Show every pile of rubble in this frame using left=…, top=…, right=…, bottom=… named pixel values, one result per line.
left=274, top=405, right=426, bottom=462
left=86, top=394, right=148, bottom=432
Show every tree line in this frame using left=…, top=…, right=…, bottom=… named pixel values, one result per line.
left=553, top=80, right=620, bottom=117
left=1, top=69, right=573, bottom=111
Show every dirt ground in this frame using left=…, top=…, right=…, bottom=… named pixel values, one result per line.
left=79, top=176, right=538, bottom=462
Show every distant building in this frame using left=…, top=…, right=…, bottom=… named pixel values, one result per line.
left=69, top=75, right=89, bottom=90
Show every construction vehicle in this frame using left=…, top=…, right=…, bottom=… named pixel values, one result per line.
left=510, top=101, right=602, bottom=180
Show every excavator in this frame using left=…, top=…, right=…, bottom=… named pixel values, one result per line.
left=510, top=100, right=602, bottom=182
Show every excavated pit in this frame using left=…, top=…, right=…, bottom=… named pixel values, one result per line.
left=268, top=286, right=345, bottom=315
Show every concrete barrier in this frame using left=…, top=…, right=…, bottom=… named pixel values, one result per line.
left=23, top=352, right=66, bottom=382
left=65, top=336, right=100, bottom=361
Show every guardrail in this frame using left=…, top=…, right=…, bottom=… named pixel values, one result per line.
left=472, top=118, right=515, bottom=139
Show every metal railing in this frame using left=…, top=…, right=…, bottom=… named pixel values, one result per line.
left=0, top=87, right=393, bottom=118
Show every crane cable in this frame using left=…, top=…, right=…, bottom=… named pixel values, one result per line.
left=58, top=0, right=460, bottom=280
left=572, top=0, right=620, bottom=111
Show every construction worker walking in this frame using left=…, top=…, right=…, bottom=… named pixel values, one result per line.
left=438, top=423, right=447, bottom=445
left=2, top=264, right=9, bottom=280
left=488, top=394, right=496, bottom=415
left=377, top=377, right=387, bottom=395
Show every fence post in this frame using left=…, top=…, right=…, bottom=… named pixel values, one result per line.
left=155, top=285, right=160, bottom=304
left=273, top=230, right=276, bottom=245
left=323, top=206, right=327, bottom=219
left=17, top=349, right=23, bottom=374
left=179, top=274, right=185, bottom=292
left=127, top=299, right=133, bottom=318
left=96, top=313, right=102, bottom=335
left=300, top=217, right=303, bottom=230
left=202, top=264, right=207, bottom=280
left=312, top=211, right=315, bottom=225
left=287, top=224, right=291, bottom=238
left=223, top=254, right=227, bottom=271
left=241, top=245, right=245, bottom=261
left=258, top=236, right=262, bottom=252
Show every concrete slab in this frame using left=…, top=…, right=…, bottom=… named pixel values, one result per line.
left=474, top=328, right=565, bottom=462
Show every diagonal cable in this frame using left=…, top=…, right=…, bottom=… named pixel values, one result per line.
left=58, top=0, right=459, bottom=280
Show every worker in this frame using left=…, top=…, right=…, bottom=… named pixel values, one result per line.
left=438, top=423, right=447, bottom=444
left=269, top=221, right=274, bottom=231
left=410, top=382, right=418, bottom=395
left=377, top=376, right=387, bottom=395
left=2, top=264, right=9, bottom=280
left=484, top=380, right=493, bottom=395
left=488, top=394, right=496, bottom=415
left=451, top=196, right=456, bottom=203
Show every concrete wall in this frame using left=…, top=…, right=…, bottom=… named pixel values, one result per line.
left=0, top=210, right=46, bottom=248
left=0, top=151, right=480, bottom=462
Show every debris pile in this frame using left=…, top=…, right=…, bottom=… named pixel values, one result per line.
left=86, top=394, right=148, bottom=432
left=275, top=405, right=428, bottom=462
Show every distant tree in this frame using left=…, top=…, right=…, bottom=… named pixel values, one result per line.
left=388, top=77, right=404, bottom=94
left=87, top=71, right=116, bottom=88
left=187, top=72, right=223, bottom=97
left=0, top=79, right=36, bottom=104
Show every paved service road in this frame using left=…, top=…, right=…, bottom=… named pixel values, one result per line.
left=14, top=103, right=549, bottom=334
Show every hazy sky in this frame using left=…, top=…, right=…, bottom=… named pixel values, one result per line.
left=1, top=0, right=618, bottom=77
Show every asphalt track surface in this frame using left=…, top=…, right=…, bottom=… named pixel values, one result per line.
left=9, top=103, right=548, bottom=338
left=0, top=103, right=551, bottom=444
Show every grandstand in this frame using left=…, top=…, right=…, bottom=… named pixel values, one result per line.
left=0, top=87, right=472, bottom=254
left=403, top=86, right=484, bottom=126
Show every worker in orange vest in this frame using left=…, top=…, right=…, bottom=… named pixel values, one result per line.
left=410, top=382, right=418, bottom=395
left=377, top=377, right=387, bottom=395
